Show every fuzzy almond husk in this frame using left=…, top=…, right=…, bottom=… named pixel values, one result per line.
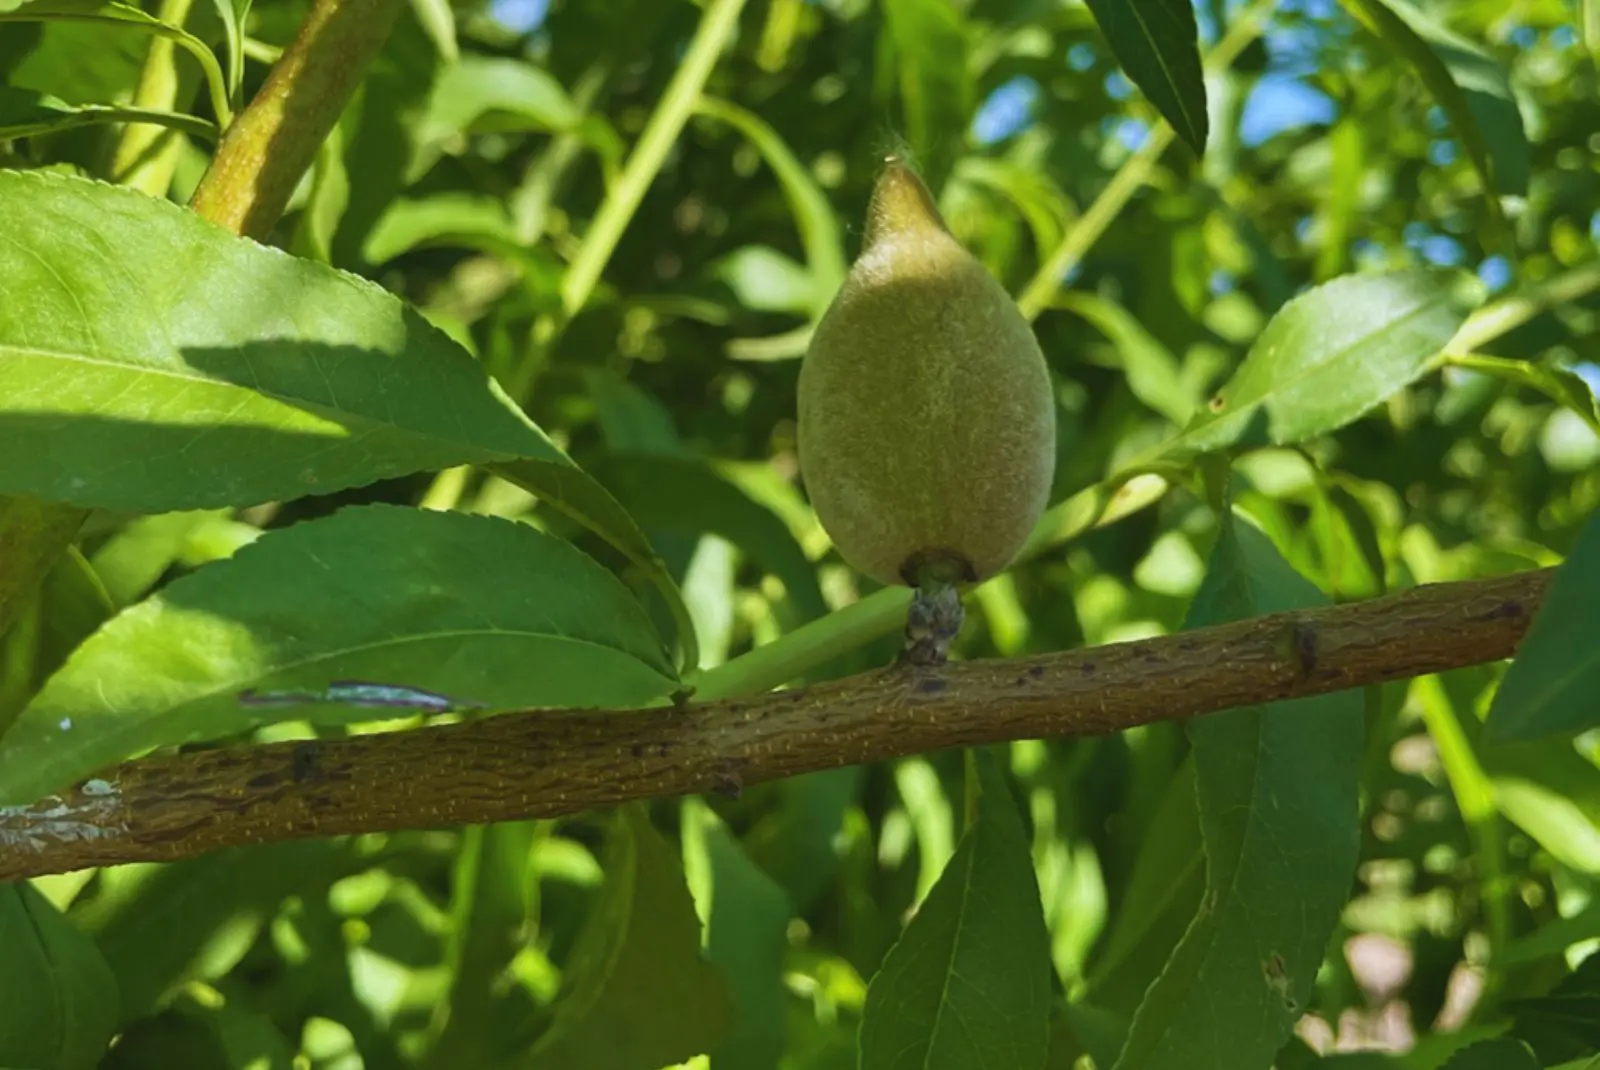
left=797, top=161, right=1057, bottom=588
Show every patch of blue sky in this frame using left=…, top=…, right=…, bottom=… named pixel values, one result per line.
left=1240, top=76, right=1336, bottom=146
left=1572, top=363, right=1600, bottom=399
left=490, top=0, right=548, bottom=34
left=972, top=75, right=1040, bottom=145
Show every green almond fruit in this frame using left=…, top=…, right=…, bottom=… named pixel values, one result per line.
left=797, top=159, right=1057, bottom=597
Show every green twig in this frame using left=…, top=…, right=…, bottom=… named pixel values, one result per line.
left=111, top=0, right=202, bottom=194
left=189, top=0, right=407, bottom=239
left=1446, top=260, right=1600, bottom=356
left=556, top=0, right=748, bottom=319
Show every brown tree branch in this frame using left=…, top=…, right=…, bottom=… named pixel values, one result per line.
left=0, top=568, right=1550, bottom=881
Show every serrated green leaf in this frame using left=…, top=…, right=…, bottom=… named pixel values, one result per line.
left=1113, top=515, right=1363, bottom=1070
left=683, top=799, right=793, bottom=1070
left=0, top=506, right=677, bottom=804
left=524, top=806, right=732, bottom=1070
left=0, top=882, right=119, bottom=1070
left=858, top=749, right=1051, bottom=1070
left=1485, top=513, right=1600, bottom=742
left=1157, top=269, right=1481, bottom=458
left=1082, top=0, right=1208, bottom=154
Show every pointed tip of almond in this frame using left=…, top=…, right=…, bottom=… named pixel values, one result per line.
left=864, top=159, right=949, bottom=248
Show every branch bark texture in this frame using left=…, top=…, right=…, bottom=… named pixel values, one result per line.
left=0, top=569, right=1550, bottom=881
left=188, top=0, right=405, bottom=238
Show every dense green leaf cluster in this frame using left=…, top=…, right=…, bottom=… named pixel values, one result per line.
left=1, top=0, right=1598, bottom=1068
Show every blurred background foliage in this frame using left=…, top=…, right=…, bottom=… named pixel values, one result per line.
left=3, top=0, right=1600, bottom=1066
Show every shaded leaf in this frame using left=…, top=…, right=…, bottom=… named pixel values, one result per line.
left=683, top=798, right=793, bottom=1070
left=592, top=453, right=829, bottom=625
left=1508, top=952, right=1600, bottom=1065
left=525, top=806, right=733, bottom=1070
left=412, top=55, right=579, bottom=178
left=1160, top=269, right=1481, bottom=457
left=1113, top=515, right=1364, bottom=1070
left=205, top=0, right=251, bottom=99
left=0, top=882, right=119, bottom=1070
left=362, top=192, right=520, bottom=264
left=1082, top=0, right=1208, bottom=154
left=1485, top=513, right=1600, bottom=741
left=859, top=749, right=1051, bottom=1070
left=0, top=506, right=676, bottom=804
left=1058, top=290, right=1198, bottom=424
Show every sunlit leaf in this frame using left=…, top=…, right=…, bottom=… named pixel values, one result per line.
left=0, top=506, right=677, bottom=804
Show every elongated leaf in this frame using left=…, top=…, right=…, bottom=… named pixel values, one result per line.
left=1341, top=0, right=1528, bottom=199
left=362, top=193, right=521, bottom=264
left=1449, top=354, right=1600, bottom=436
left=412, top=55, right=579, bottom=178
left=1487, top=738, right=1600, bottom=873
left=427, top=821, right=542, bottom=1068
left=1485, top=513, right=1600, bottom=742
left=0, top=171, right=696, bottom=668
left=0, top=506, right=677, bottom=804
left=1082, top=0, right=1208, bottom=154
left=525, top=806, right=732, bottom=1070
left=859, top=749, right=1051, bottom=1070
left=694, top=96, right=847, bottom=308
left=1058, top=290, right=1198, bottom=425
left=882, top=0, right=973, bottom=193
left=1113, top=515, right=1363, bottom=1070
left=0, top=85, right=216, bottom=141
left=683, top=799, right=793, bottom=1070
left=1159, top=269, right=1481, bottom=457
left=0, top=170, right=567, bottom=511
left=0, top=0, right=231, bottom=123
left=0, top=882, right=119, bottom=1070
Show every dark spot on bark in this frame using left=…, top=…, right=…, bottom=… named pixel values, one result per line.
left=630, top=742, right=646, bottom=759
left=1029, top=665, right=1045, bottom=679
left=246, top=772, right=283, bottom=790
left=1080, top=661, right=1097, bottom=674
left=1480, top=599, right=1524, bottom=621
left=655, top=741, right=672, bottom=757
left=1293, top=623, right=1317, bottom=676
left=917, top=677, right=948, bottom=694
left=290, top=744, right=318, bottom=783
left=788, top=690, right=808, bottom=703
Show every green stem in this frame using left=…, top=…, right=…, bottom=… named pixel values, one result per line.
left=1446, top=260, right=1600, bottom=356
left=556, top=0, right=748, bottom=319
left=17, top=106, right=218, bottom=147
left=189, top=0, right=407, bottom=240
left=111, top=0, right=200, bottom=195
left=687, top=471, right=1172, bottom=700
left=1445, top=351, right=1600, bottom=436
left=1014, top=0, right=1274, bottom=321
